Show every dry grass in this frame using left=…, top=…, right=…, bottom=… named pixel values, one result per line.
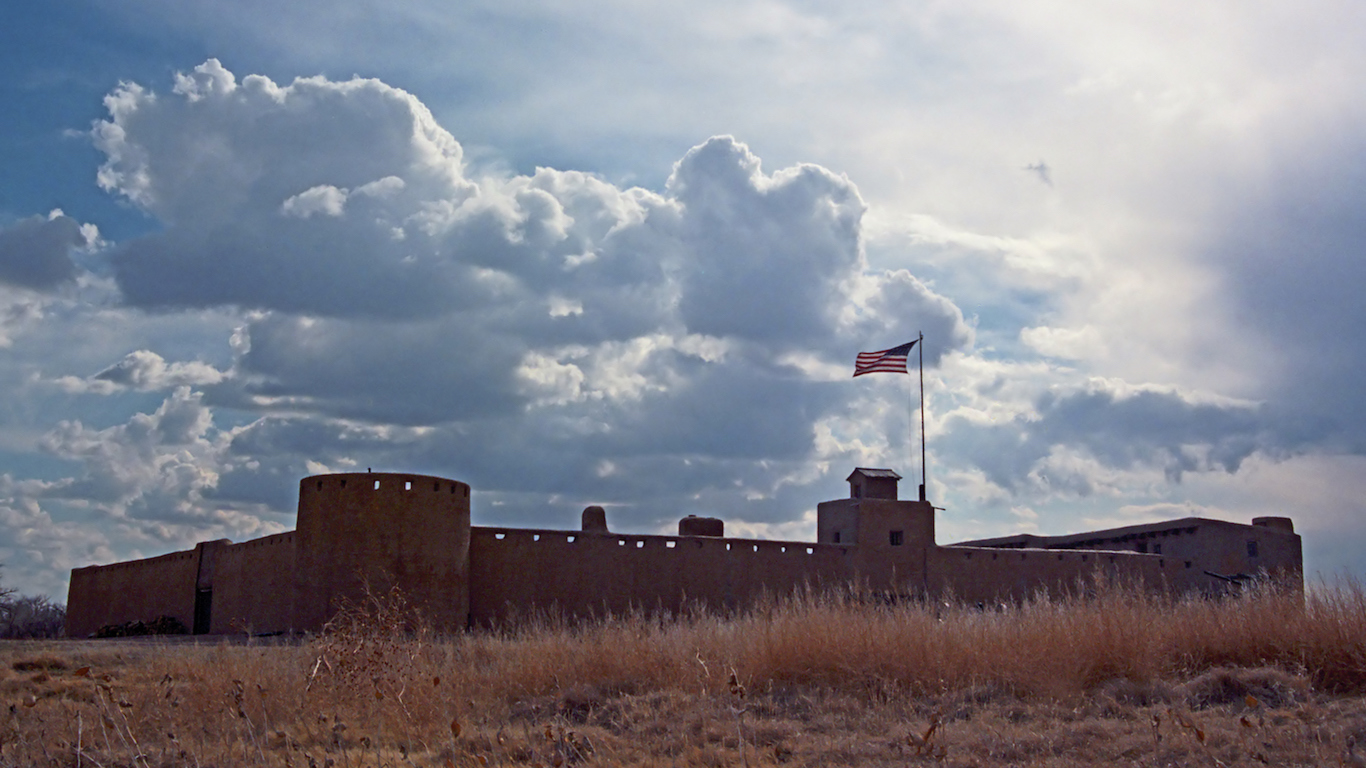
left=4, top=578, right=1366, bottom=766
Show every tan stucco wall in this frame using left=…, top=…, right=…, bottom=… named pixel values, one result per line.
left=927, top=546, right=1184, bottom=604
left=954, top=517, right=1303, bottom=595
left=208, top=531, right=297, bottom=634
left=293, top=473, right=470, bottom=632
left=66, top=548, right=199, bottom=637
left=64, top=471, right=1305, bottom=636
left=468, top=528, right=858, bottom=626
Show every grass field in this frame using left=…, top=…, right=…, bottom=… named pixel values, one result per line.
left=4, top=578, right=1366, bottom=766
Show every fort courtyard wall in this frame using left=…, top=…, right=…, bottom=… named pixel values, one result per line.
left=957, top=516, right=1304, bottom=594
left=64, top=469, right=1303, bottom=636
left=66, top=549, right=200, bottom=637
left=204, top=532, right=297, bottom=634
left=926, top=546, right=1181, bottom=604
left=467, top=528, right=855, bottom=625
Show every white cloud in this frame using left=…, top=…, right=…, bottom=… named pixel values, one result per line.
left=1019, top=325, right=1105, bottom=361
left=7, top=10, right=1366, bottom=599
left=281, top=185, right=348, bottom=218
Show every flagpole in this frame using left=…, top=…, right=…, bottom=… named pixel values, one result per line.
left=918, top=331, right=926, bottom=502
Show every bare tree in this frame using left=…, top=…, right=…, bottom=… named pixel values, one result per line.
left=0, top=566, right=66, bottom=639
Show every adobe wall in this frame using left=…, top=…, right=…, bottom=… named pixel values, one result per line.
left=64, top=469, right=1305, bottom=637
left=206, top=531, right=297, bottom=634
left=293, top=473, right=471, bottom=632
left=955, top=517, right=1303, bottom=594
left=927, top=545, right=1184, bottom=604
left=842, top=499, right=934, bottom=593
left=65, top=548, right=199, bottom=637
left=468, top=528, right=858, bottom=626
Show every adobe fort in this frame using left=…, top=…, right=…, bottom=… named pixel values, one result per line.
left=65, top=469, right=1302, bottom=636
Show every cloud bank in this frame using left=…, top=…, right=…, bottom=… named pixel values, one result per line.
left=3, top=49, right=1361, bottom=597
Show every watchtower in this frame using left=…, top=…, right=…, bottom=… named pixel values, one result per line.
left=816, top=467, right=934, bottom=592
left=294, top=473, right=472, bottom=632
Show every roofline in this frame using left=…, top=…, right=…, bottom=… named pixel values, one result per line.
left=953, top=515, right=1297, bottom=548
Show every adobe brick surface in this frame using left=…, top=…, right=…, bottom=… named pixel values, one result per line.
left=65, top=469, right=1303, bottom=636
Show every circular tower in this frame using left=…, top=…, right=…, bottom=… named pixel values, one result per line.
left=293, top=473, right=471, bottom=632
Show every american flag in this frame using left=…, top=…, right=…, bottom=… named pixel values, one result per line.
left=853, top=340, right=918, bottom=377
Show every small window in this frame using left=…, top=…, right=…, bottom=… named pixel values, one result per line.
left=889, top=530, right=904, bottom=546
left=533, top=534, right=540, bottom=541
left=374, top=480, right=381, bottom=490
left=852, top=485, right=862, bottom=499
left=404, top=481, right=412, bottom=490
left=1136, top=542, right=1147, bottom=553
left=833, top=531, right=841, bottom=544
left=1153, top=543, right=1162, bottom=555
left=666, top=541, right=675, bottom=548
left=567, top=535, right=576, bottom=543
left=1247, top=540, right=1259, bottom=558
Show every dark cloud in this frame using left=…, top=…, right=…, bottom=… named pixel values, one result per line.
left=1210, top=140, right=1366, bottom=454
left=0, top=213, right=85, bottom=290
left=217, top=313, right=528, bottom=425
left=938, top=382, right=1272, bottom=494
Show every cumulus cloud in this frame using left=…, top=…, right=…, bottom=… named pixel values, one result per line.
left=39, top=387, right=220, bottom=509
left=0, top=211, right=90, bottom=290
left=85, top=61, right=973, bottom=442
left=52, top=350, right=227, bottom=394
left=12, top=49, right=1349, bottom=598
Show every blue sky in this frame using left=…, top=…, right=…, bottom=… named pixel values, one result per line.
left=2, top=0, right=1364, bottom=598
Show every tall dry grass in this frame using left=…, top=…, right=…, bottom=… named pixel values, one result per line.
left=2, top=577, right=1365, bottom=766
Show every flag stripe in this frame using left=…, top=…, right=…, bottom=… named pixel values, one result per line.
left=853, top=340, right=917, bottom=377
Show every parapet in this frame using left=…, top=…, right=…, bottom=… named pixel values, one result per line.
left=582, top=505, right=609, bottom=533
left=678, top=515, right=724, bottom=537
left=1252, top=517, right=1294, bottom=534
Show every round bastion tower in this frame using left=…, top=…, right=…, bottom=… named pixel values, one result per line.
left=293, top=473, right=471, bottom=632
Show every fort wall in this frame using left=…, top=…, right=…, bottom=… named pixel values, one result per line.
left=66, top=548, right=199, bottom=637
left=927, top=546, right=1181, bottom=604
left=468, top=528, right=856, bottom=625
left=294, top=473, right=471, bottom=632
left=206, top=531, right=297, bottom=634
left=64, top=468, right=1304, bottom=636
left=955, top=516, right=1303, bottom=595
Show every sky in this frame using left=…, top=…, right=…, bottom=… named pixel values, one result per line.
left=1, top=0, right=1364, bottom=599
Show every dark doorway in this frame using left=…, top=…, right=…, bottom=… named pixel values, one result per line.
left=193, top=588, right=213, bottom=635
